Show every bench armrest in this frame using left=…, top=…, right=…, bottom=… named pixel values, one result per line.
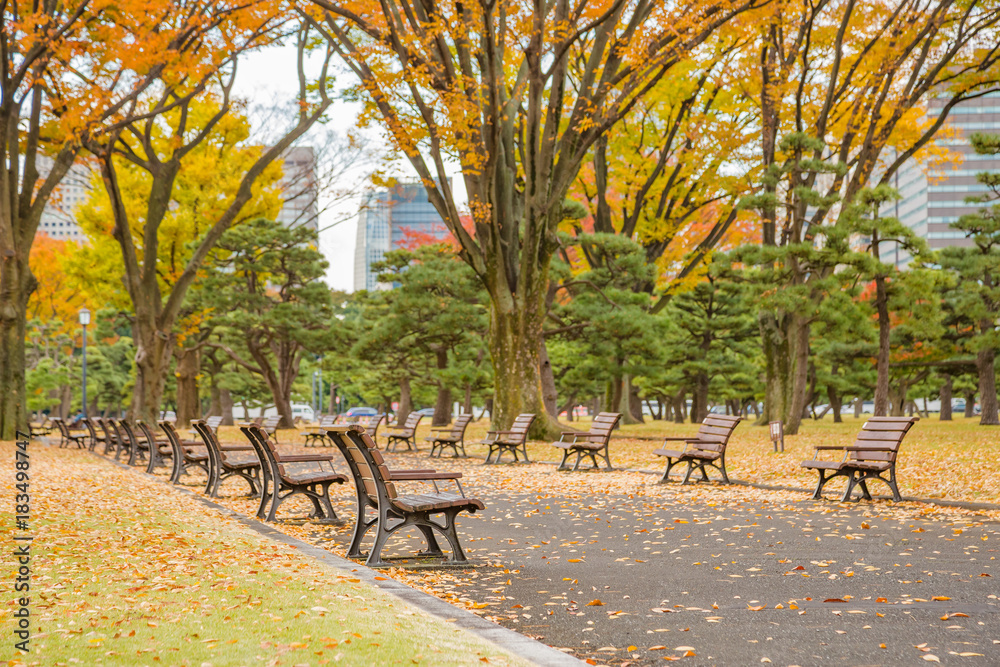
left=388, top=471, right=463, bottom=481
left=813, top=446, right=847, bottom=451
left=279, top=454, right=334, bottom=463
left=220, top=444, right=254, bottom=452
left=842, top=446, right=896, bottom=452
left=661, top=436, right=691, bottom=441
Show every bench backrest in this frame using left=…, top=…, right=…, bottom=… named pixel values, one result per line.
left=504, top=414, right=536, bottom=442
left=358, top=413, right=386, bottom=435
left=205, top=415, right=223, bottom=431
left=118, top=420, right=141, bottom=449
left=447, top=414, right=473, bottom=439
left=82, top=418, right=101, bottom=443
left=584, top=412, right=622, bottom=444
left=95, top=417, right=114, bottom=444
left=261, top=416, right=280, bottom=431
left=850, top=416, right=918, bottom=464
left=106, top=419, right=126, bottom=448
left=319, top=415, right=338, bottom=428
left=52, top=417, right=70, bottom=437
left=158, top=420, right=183, bottom=452
left=242, top=424, right=291, bottom=480
left=327, top=427, right=381, bottom=506
left=691, top=414, right=742, bottom=454
left=192, top=419, right=225, bottom=473
left=398, top=412, right=423, bottom=432
left=340, top=426, right=400, bottom=502
left=136, top=420, right=158, bottom=448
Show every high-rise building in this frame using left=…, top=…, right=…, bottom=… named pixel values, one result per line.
left=353, top=181, right=450, bottom=292
left=274, top=146, right=319, bottom=232
left=882, top=93, right=1000, bottom=267
left=35, top=146, right=318, bottom=243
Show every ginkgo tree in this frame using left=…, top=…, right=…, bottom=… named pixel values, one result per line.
left=303, top=0, right=763, bottom=435
left=0, top=0, right=288, bottom=437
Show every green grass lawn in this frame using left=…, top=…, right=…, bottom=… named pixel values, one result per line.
left=0, top=441, right=529, bottom=666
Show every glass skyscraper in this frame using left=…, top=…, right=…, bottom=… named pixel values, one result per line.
left=353, top=181, right=450, bottom=291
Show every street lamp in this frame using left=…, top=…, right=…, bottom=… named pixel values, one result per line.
left=78, top=308, right=90, bottom=418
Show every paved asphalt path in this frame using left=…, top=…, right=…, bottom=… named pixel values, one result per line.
left=315, top=488, right=999, bottom=666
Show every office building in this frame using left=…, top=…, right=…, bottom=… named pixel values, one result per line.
left=882, top=93, right=1000, bottom=267
left=274, top=146, right=319, bottom=232
left=353, top=181, right=450, bottom=291
left=37, top=159, right=92, bottom=241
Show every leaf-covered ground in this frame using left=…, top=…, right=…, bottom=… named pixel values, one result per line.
left=0, top=440, right=529, bottom=666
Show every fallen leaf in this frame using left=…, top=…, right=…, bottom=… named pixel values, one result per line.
left=932, top=596, right=951, bottom=601
left=586, top=600, right=604, bottom=606
left=922, top=655, right=940, bottom=663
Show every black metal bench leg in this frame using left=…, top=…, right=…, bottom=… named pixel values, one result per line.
left=719, top=456, right=730, bottom=484
left=681, top=460, right=696, bottom=485
left=417, top=525, right=445, bottom=557
left=887, top=468, right=902, bottom=501
left=437, top=509, right=469, bottom=564
left=859, top=479, right=873, bottom=501
left=348, top=503, right=376, bottom=558
left=811, top=471, right=827, bottom=500
left=557, top=450, right=572, bottom=471
left=659, top=459, right=678, bottom=484
left=840, top=472, right=858, bottom=502
left=366, top=511, right=397, bottom=567
left=314, top=483, right=338, bottom=520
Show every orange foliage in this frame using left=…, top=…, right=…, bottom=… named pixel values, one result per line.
left=27, top=234, right=89, bottom=338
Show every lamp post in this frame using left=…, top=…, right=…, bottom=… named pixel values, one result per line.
left=78, top=308, right=90, bottom=418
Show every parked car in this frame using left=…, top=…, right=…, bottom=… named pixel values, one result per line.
left=345, top=406, right=378, bottom=417
left=415, top=407, right=436, bottom=417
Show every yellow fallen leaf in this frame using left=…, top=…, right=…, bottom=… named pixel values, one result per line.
left=650, top=645, right=666, bottom=650
left=674, top=646, right=696, bottom=651
left=748, top=605, right=765, bottom=611
left=627, top=645, right=637, bottom=651
left=586, top=600, right=604, bottom=606
left=683, top=651, right=696, bottom=657
left=923, top=656, right=941, bottom=663
left=880, top=644, right=887, bottom=649
left=932, top=596, right=951, bottom=601
left=568, top=559, right=583, bottom=563
left=956, top=653, right=984, bottom=657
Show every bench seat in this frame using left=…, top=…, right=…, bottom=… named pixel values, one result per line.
left=655, top=415, right=741, bottom=484
left=393, top=493, right=485, bottom=513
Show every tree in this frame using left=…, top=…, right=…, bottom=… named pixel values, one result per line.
left=939, top=132, right=1000, bottom=425
left=0, top=0, right=279, bottom=437
left=736, top=0, right=1000, bottom=434
left=305, top=0, right=761, bottom=435
left=81, top=24, right=336, bottom=423
left=201, top=218, right=334, bottom=427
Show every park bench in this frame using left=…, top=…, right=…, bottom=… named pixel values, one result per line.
left=425, top=414, right=473, bottom=458
left=29, top=417, right=52, bottom=439
left=261, top=416, right=281, bottom=442
left=52, top=417, right=87, bottom=449
left=301, top=414, right=338, bottom=447
left=81, top=418, right=106, bottom=452
left=385, top=412, right=425, bottom=452
left=240, top=423, right=347, bottom=522
left=482, top=413, right=536, bottom=464
left=654, top=414, right=742, bottom=484
left=801, top=416, right=918, bottom=502
left=137, top=420, right=180, bottom=479
left=106, top=419, right=131, bottom=462
left=159, top=420, right=211, bottom=484
left=358, top=413, right=388, bottom=443
left=95, top=418, right=117, bottom=456
left=192, top=420, right=261, bottom=498
left=552, top=412, right=622, bottom=471
left=118, top=420, right=150, bottom=467
left=329, top=425, right=483, bottom=567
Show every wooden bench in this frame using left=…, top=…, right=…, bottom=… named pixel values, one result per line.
left=29, top=418, right=52, bottom=439
left=358, top=413, right=388, bottom=443
left=802, top=416, right=918, bottom=502
left=301, top=415, right=338, bottom=446
left=94, top=417, right=117, bottom=456
left=159, top=420, right=211, bottom=485
left=81, top=418, right=105, bottom=452
left=261, top=416, right=281, bottom=442
left=193, top=420, right=261, bottom=498
left=137, top=420, right=180, bottom=479
left=240, top=423, right=347, bottom=522
left=654, top=414, right=742, bottom=484
left=385, top=412, right=425, bottom=452
left=118, top=420, right=150, bottom=467
left=482, top=413, right=536, bottom=464
left=425, top=414, right=473, bottom=458
left=52, top=417, right=87, bottom=449
left=329, top=425, right=483, bottom=567
left=552, top=412, right=622, bottom=471
left=105, top=419, right=131, bottom=462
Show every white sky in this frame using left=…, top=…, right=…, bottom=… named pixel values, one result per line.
left=234, top=43, right=466, bottom=293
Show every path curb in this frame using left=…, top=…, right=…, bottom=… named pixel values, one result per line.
left=91, top=450, right=584, bottom=667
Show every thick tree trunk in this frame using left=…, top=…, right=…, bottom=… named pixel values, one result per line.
left=0, top=259, right=33, bottom=439
left=623, top=374, right=644, bottom=424
left=977, top=331, right=999, bottom=425
left=674, top=391, right=686, bottom=424
left=964, top=390, right=976, bottom=418
left=432, top=349, right=452, bottom=426
left=760, top=310, right=810, bottom=434
left=873, top=273, right=891, bottom=417
left=828, top=368, right=843, bottom=423
left=854, top=397, right=863, bottom=419
left=489, top=298, right=560, bottom=438
left=691, top=372, right=709, bottom=424
left=889, top=383, right=906, bottom=417
left=939, top=375, right=953, bottom=421
left=130, top=322, right=175, bottom=424
left=397, top=376, right=412, bottom=423
left=175, top=346, right=201, bottom=427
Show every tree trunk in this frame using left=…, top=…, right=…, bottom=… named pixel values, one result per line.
left=873, top=272, right=891, bottom=417
left=397, top=376, right=412, bottom=423
left=691, top=372, right=709, bottom=424
left=219, top=388, right=234, bottom=426
left=889, top=383, right=907, bottom=417
left=463, top=383, right=473, bottom=416
left=209, top=382, right=222, bottom=417
left=0, top=258, right=33, bottom=439
left=977, top=329, right=999, bottom=425
left=488, top=294, right=561, bottom=438
left=828, top=368, right=843, bottom=423
left=175, top=346, right=201, bottom=427
left=432, top=349, right=452, bottom=426
left=130, top=322, right=175, bottom=424
left=329, top=382, right=337, bottom=415
left=964, top=390, right=976, bottom=418
left=623, top=374, right=644, bottom=424
left=539, top=339, right=559, bottom=418
left=854, top=397, right=863, bottom=419
left=674, top=391, right=686, bottom=424
left=760, top=310, right=810, bottom=434
left=940, top=375, right=953, bottom=421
